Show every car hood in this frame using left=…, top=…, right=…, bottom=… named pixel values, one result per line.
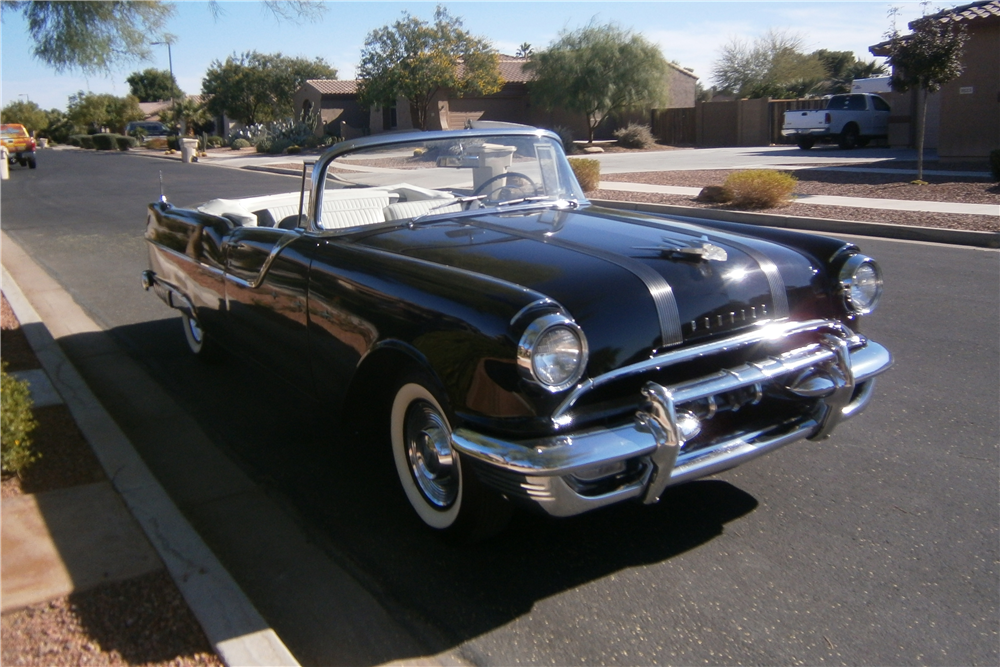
left=357, top=204, right=825, bottom=374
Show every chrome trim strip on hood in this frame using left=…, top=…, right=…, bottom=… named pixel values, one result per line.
left=460, top=217, right=685, bottom=347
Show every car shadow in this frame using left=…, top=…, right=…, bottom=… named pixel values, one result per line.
left=62, top=318, right=760, bottom=663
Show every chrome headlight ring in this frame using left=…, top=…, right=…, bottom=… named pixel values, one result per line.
left=839, top=254, right=883, bottom=316
left=517, top=313, right=589, bottom=393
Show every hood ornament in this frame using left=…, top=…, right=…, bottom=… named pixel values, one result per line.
left=634, top=236, right=728, bottom=262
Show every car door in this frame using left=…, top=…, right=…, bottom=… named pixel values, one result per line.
left=224, top=226, right=316, bottom=392
left=870, top=95, right=891, bottom=135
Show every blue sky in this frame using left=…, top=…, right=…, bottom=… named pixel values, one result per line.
left=1, top=0, right=933, bottom=111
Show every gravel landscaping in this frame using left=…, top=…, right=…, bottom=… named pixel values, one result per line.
left=596, top=167, right=999, bottom=232
left=1, top=295, right=222, bottom=667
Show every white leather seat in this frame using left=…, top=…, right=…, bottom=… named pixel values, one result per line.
left=383, top=198, right=461, bottom=221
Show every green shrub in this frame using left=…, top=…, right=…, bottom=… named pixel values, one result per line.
left=1, top=362, right=39, bottom=476
left=114, top=135, right=136, bottom=150
left=569, top=157, right=601, bottom=192
left=990, top=149, right=1000, bottom=182
left=722, top=170, right=797, bottom=209
left=613, top=123, right=655, bottom=149
left=286, top=145, right=302, bottom=154
left=207, top=135, right=224, bottom=148
left=231, top=138, right=251, bottom=150
left=91, top=133, right=118, bottom=150
left=167, top=135, right=180, bottom=151
left=70, top=134, right=95, bottom=149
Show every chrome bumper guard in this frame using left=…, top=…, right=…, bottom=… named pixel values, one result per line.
left=452, top=320, right=892, bottom=517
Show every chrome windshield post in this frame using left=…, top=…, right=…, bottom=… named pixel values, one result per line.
left=636, top=382, right=684, bottom=504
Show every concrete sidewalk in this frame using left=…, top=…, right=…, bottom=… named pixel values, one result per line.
left=1, top=251, right=300, bottom=667
left=597, top=181, right=1000, bottom=217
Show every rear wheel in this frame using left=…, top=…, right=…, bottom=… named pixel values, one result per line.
left=27, top=158, right=36, bottom=169
left=181, top=311, right=220, bottom=361
left=838, top=125, right=859, bottom=149
left=389, top=372, right=511, bottom=541
left=796, top=137, right=815, bottom=150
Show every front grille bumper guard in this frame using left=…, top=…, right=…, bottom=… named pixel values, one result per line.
left=451, top=320, right=892, bottom=517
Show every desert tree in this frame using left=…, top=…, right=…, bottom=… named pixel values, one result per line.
left=201, top=51, right=336, bottom=126
left=0, top=99, right=49, bottom=134
left=883, top=12, right=967, bottom=179
left=357, top=5, right=502, bottom=131
left=712, top=29, right=826, bottom=98
left=0, top=0, right=325, bottom=74
left=526, top=21, right=670, bottom=142
left=126, top=68, right=184, bottom=103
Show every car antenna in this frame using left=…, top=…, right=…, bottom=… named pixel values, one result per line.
left=159, top=170, right=167, bottom=203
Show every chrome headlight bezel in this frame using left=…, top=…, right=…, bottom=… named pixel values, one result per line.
left=517, top=313, right=589, bottom=393
left=839, top=254, right=883, bottom=316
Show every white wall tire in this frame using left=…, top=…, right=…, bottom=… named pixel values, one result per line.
left=388, top=373, right=512, bottom=540
left=391, top=382, right=464, bottom=530
left=181, top=311, right=219, bottom=361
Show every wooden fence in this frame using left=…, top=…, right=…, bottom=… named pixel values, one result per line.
left=652, top=98, right=830, bottom=147
left=650, top=107, right=696, bottom=146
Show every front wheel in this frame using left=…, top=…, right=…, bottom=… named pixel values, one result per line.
left=389, top=373, right=510, bottom=541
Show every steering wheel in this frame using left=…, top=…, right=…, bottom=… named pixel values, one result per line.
left=472, top=172, right=538, bottom=203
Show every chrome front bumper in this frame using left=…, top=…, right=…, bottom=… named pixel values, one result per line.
left=452, top=320, right=892, bottom=517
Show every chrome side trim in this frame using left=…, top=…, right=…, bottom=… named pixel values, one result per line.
left=147, top=241, right=225, bottom=277
left=223, top=231, right=301, bottom=290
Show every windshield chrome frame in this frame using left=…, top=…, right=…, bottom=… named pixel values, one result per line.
left=307, top=128, right=586, bottom=230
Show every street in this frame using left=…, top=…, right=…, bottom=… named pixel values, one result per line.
left=2, top=148, right=997, bottom=665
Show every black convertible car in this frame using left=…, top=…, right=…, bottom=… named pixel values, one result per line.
left=142, top=127, right=892, bottom=539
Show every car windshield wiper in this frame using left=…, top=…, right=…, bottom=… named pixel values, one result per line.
left=494, top=196, right=580, bottom=209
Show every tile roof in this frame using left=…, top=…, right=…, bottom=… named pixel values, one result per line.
left=305, top=79, right=359, bottom=95
left=871, top=0, right=999, bottom=54
left=916, top=0, right=1000, bottom=25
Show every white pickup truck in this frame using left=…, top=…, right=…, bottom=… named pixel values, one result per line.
left=782, top=93, right=891, bottom=150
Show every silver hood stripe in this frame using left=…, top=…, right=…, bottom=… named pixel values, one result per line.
left=463, top=218, right=685, bottom=347
left=598, top=211, right=791, bottom=320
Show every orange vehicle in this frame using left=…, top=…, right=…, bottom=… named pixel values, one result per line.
left=1, top=123, right=37, bottom=169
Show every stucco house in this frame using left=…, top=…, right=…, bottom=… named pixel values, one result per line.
left=292, top=55, right=698, bottom=140
left=870, top=0, right=999, bottom=160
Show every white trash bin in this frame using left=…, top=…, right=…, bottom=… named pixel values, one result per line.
left=180, top=138, right=198, bottom=163
left=1, top=146, right=9, bottom=180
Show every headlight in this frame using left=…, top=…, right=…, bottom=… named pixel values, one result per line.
left=839, top=254, right=883, bottom=315
left=517, top=313, right=588, bottom=392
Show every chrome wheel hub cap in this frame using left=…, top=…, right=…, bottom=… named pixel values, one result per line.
left=405, top=401, right=457, bottom=508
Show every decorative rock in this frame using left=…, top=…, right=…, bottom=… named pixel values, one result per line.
left=582, top=146, right=605, bottom=154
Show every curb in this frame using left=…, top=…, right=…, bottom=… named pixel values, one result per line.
left=590, top=199, right=1000, bottom=249
left=1, top=239, right=300, bottom=667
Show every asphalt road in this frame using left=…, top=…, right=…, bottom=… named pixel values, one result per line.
left=3, top=148, right=998, bottom=665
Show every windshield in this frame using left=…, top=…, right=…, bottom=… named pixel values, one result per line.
left=310, top=130, right=584, bottom=231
